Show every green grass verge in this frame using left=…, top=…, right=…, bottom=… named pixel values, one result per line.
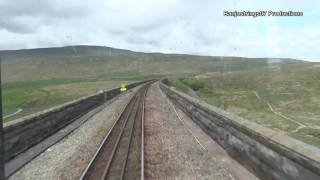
left=170, top=63, right=320, bottom=148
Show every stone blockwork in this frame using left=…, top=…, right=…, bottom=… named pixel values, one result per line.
left=4, top=80, right=149, bottom=162
left=160, top=79, right=320, bottom=180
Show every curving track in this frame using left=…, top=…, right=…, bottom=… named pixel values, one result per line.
left=80, top=83, right=150, bottom=180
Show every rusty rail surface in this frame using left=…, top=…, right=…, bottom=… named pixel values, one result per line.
left=80, top=83, right=151, bottom=180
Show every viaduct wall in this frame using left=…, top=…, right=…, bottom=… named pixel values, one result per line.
left=4, top=80, right=149, bottom=162
left=160, top=79, right=320, bottom=180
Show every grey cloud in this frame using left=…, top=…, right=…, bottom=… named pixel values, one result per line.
left=0, top=1, right=51, bottom=17
left=0, top=0, right=87, bottom=18
left=0, top=0, right=318, bottom=61
left=0, top=0, right=88, bottom=34
left=0, top=17, right=34, bottom=33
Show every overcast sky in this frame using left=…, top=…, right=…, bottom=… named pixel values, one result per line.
left=0, top=0, right=319, bottom=61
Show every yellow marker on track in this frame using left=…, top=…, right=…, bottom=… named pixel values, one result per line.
left=120, top=84, right=127, bottom=92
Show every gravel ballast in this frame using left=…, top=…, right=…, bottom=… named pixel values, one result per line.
left=144, top=82, right=233, bottom=180
left=9, top=87, right=139, bottom=180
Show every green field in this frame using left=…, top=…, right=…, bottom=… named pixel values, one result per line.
left=2, top=46, right=280, bottom=122
left=170, top=62, right=320, bottom=148
left=4, top=46, right=320, bottom=148
left=2, top=78, right=139, bottom=121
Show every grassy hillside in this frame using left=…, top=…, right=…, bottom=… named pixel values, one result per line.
left=0, top=45, right=135, bottom=61
left=170, top=62, right=320, bottom=148
left=2, top=45, right=319, bottom=148
left=1, top=45, right=302, bottom=122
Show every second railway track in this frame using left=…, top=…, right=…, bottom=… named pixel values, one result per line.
left=80, top=83, right=150, bottom=180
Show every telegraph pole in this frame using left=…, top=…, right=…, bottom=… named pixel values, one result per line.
left=0, top=54, right=5, bottom=179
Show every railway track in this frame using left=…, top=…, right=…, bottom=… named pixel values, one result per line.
left=80, top=83, right=150, bottom=180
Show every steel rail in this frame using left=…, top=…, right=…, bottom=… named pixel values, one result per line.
left=100, top=94, right=140, bottom=179
left=79, top=94, right=138, bottom=180
left=80, top=82, right=151, bottom=180
left=141, top=85, right=148, bottom=180
left=119, top=95, right=141, bottom=180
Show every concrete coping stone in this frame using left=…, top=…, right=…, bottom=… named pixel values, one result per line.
left=3, top=80, right=151, bottom=129
left=4, top=89, right=110, bottom=128
left=160, top=80, right=320, bottom=169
